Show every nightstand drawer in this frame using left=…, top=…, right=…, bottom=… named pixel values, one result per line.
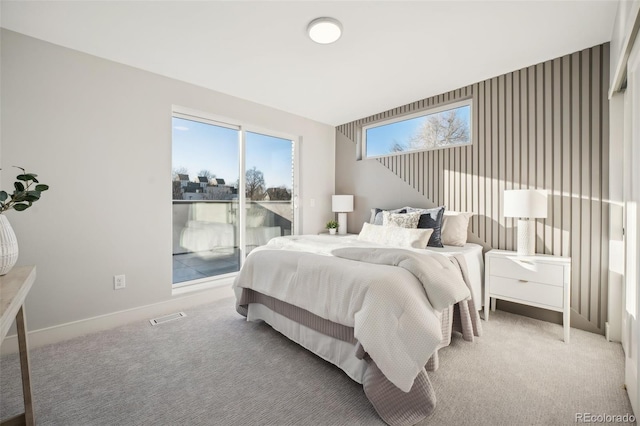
left=490, top=257, right=564, bottom=286
left=490, top=276, right=563, bottom=309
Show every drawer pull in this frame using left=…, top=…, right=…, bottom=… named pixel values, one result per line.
left=518, top=279, right=528, bottom=283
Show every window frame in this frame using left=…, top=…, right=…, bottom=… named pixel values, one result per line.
left=171, top=106, right=299, bottom=290
left=361, top=98, right=473, bottom=160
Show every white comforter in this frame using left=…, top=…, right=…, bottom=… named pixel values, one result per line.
left=233, top=235, right=470, bottom=392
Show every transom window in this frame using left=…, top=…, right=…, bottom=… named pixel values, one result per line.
left=363, top=99, right=472, bottom=159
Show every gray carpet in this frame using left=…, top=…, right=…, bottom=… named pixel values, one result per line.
left=0, top=297, right=634, bottom=425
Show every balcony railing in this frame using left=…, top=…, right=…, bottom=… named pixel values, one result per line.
left=172, top=200, right=292, bottom=284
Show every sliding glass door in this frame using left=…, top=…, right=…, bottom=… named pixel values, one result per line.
left=171, top=111, right=295, bottom=285
left=244, top=131, right=294, bottom=256
left=172, top=116, right=240, bottom=284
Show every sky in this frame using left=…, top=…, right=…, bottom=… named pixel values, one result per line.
left=365, top=104, right=471, bottom=157
left=172, top=117, right=293, bottom=189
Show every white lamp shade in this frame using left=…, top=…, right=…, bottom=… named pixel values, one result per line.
left=503, top=189, right=548, bottom=219
left=332, top=195, right=354, bottom=212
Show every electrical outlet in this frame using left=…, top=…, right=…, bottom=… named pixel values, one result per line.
left=114, top=275, right=126, bottom=290
left=310, top=198, right=315, bottom=207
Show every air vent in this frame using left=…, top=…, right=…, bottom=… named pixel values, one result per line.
left=149, top=312, right=187, bottom=326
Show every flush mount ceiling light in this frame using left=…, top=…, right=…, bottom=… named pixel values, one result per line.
left=307, top=17, right=342, bottom=44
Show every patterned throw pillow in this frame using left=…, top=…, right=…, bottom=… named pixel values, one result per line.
left=382, top=211, right=421, bottom=228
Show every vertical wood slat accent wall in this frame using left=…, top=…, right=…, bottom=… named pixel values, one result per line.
left=336, top=44, right=610, bottom=334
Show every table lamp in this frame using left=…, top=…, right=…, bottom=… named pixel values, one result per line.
left=332, top=195, right=354, bottom=235
left=503, top=189, right=548, bottom=256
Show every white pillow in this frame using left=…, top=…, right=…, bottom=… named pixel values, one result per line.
left=382, top=211, right=421, bottom=228
left=358, top=222, right=433, bottom=248
left=441, top=211, right=474, bottom=246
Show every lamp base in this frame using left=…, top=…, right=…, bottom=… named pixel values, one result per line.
left=517, top=219, right=535, bottom=256
left=337, top=212, right=347, bottom=235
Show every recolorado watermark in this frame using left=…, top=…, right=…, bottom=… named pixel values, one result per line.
left=575, top=413, right=636, bottom=423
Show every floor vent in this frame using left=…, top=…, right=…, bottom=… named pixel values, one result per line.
left=149, top=312, right=187, bottom=326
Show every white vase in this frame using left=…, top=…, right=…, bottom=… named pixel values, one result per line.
left=329, top=228, right=337, bottom=235
left=0, top=215, right=19, bottom=276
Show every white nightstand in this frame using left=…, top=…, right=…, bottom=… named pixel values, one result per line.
left=484, top=249, right=571, bottom=343
left=317, top=232, right=357, bottom=237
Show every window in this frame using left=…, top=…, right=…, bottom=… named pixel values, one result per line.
left=363, top=99, right=472, bottom=159
left=171, top=110, right=295, bottom=287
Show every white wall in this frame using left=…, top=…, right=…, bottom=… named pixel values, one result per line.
left=335, top=132, right=432, bottom=233
left=609, top=0, right=640, bottom=414
left=0, top=29, right=335, bottom=332
left=609, top=0, right=640, bottom=340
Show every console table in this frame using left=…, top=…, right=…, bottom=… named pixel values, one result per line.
left=0, top=266, right=37, bottom=426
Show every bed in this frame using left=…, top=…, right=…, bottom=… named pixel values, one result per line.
left=422, top=242, right=484, bottom=310
left=233, top=234, right=483, bottom=425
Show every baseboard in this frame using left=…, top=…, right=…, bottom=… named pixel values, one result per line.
left=0, top=283, right=235, bottom=355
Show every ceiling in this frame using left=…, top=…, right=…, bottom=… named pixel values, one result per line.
left=0, top=1, right=618, bottom=126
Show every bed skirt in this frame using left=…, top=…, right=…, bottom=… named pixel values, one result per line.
left=236, top=288, right=481, bottom=426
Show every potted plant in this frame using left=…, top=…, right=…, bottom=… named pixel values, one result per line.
left=0, top=167, right=49, bottom=275
left=326, top=220, right=339, bottom=235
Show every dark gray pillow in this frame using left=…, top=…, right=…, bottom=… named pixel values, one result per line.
left=406, top=206, right=445, bottom=247
left=370, top=208, right=407, bottom=225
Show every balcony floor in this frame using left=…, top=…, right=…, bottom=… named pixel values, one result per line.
left=173, top=249, right=241, bottom=284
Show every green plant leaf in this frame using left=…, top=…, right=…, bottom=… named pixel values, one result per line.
left=4, top=170, right=47, bottom=212
left=13, top=203, right=29, bottom=211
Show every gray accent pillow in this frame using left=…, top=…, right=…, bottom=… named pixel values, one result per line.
left=405, top=206, right=445, bottom=248
left=369, top=208, right=407, bottom=225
